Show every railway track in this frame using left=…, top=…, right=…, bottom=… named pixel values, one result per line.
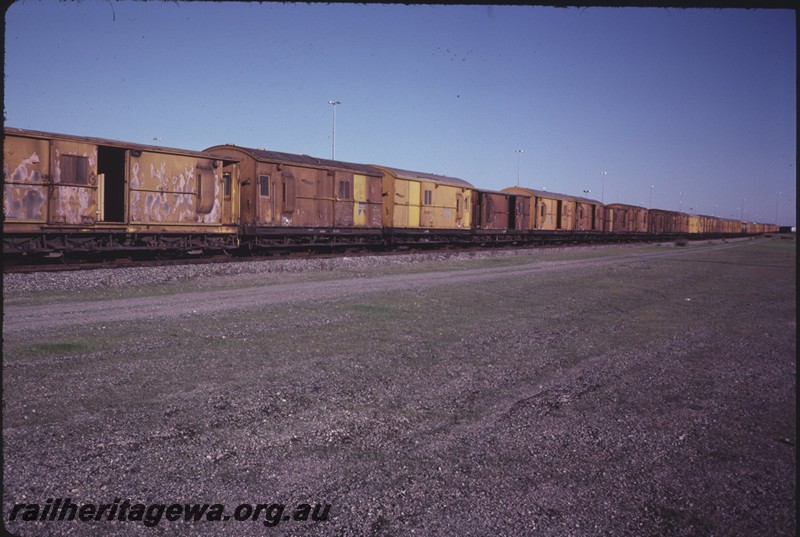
left=2, top=233, right=689, bottom=274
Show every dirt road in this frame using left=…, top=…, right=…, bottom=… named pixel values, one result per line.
left=3, top=241, right=751, bottom=333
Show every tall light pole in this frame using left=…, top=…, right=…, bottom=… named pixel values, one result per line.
left=600, top=171, right=607, bottom=203
left=328, top=100, right=341, bottom=160
left=679, top=192, right=684, bottom=212
left=515, top=149, right=523, bottom=186
left=649, top=184, right=654, bottom=209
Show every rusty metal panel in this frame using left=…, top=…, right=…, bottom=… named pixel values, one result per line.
left=204, top=144, right=383, bottom=232
left=282, top=170, right=296, bottom=216
left=594, top=204, right=605, bottom=231
left=536, top=198, right=559, bottom=230
left=50, top=140, right=98, bottom=225
left=619, top=206, right=630, bottom=232
left=476, top=191, right=511, bottom=230
left=366, top=174, right=383, bottom=228
left=575, top=200, right=604, bottom=231
left=196, top=165, right=216, bottom=214
left=490, top=192, right=510, bottom=230
left=290, top=167, right=330, bottom=228
left=463, top=191, right=472, bottom=230
left=315, top=168, right=334, bottom=227
left=503, top=186, right=579, bottom=231
left=602, top=207, right=614, bottom=232
left=3, top=135, right=50, bottom=224
left=634, top=207, right=648, bottom=232
left=606, top=204, right=647, bottom=233
left=605, top=204, right=626, bottom=232
left=257, top=167, right=275, bottom=226
left=648, top=209, right=681, bottom=233
left=334, top=172, right=354, bottom=227
left=129, top=151, right=222, bottom=224
left=219, top=163, right=238, bottom=226
left=572, top=194, right=604, bottom=231
left=676, top=213, right=690, bottom=233
left=560, top=199, right=575, bottom=231
left=512, top=195, right=531, bottom=230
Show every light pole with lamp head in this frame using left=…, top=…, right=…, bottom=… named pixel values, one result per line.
left=328, top=100, right=341, bottom=160
left=600, top=171, right=607, bottom=203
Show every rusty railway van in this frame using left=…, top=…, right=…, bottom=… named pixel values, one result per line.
left=745, top=221, right=777, bottom=234
left=502, top=186, right=576, bottom=232
left=374, top=165, right=473, bottom=242
left=719, top=218, right=743, bottom=234
left=203, top=145, right=384, bottom=248
left=647, top=209, right=687, bottom=234
left=3, top=127, right=239, bottom=255
left=573, top=194, right=605, bottom=232
left=473, top=189, right=531, bottom=235
left=687, top=214, right=701, bottom=234
left=605, top=203, right=648, bottom=233
left=694, top=214, right=716, bottom=234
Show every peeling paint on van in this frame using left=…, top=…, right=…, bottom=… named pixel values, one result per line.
left=51, top=185, right=96, bottom=225
left=129, top=155, right=221, bottom=224
left=3, top=185, right=47, bottom=221
left=8, top=153, right=42, bottom=182
left=4, top=150, right=49, bottom=221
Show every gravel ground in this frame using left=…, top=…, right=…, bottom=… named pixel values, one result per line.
left=2, top=237, right=796, bottom=536
left=2, top=244, right=652, bottom=295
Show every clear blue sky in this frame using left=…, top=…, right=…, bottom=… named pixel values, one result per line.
left=4, top=2, right=796, bottom=225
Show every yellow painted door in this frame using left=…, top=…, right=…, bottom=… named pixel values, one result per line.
left=407, top=180, right=420, bottom=228
left=353, top=174, right=367, bottom=227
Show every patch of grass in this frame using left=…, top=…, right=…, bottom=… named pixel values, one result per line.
left=347, top=303, right=397, bottom=314
left=29, top=341, right=93, bottom=355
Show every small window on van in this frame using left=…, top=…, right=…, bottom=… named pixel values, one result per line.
left=259, top=175, right=270, bottom=197
left=223, top=173, right=232, bottom=197
left=338, top=180, right=351, bottom=200
left=61, top=155, right=89, bottom=184
left=424, top=190, right=433, bottom=205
